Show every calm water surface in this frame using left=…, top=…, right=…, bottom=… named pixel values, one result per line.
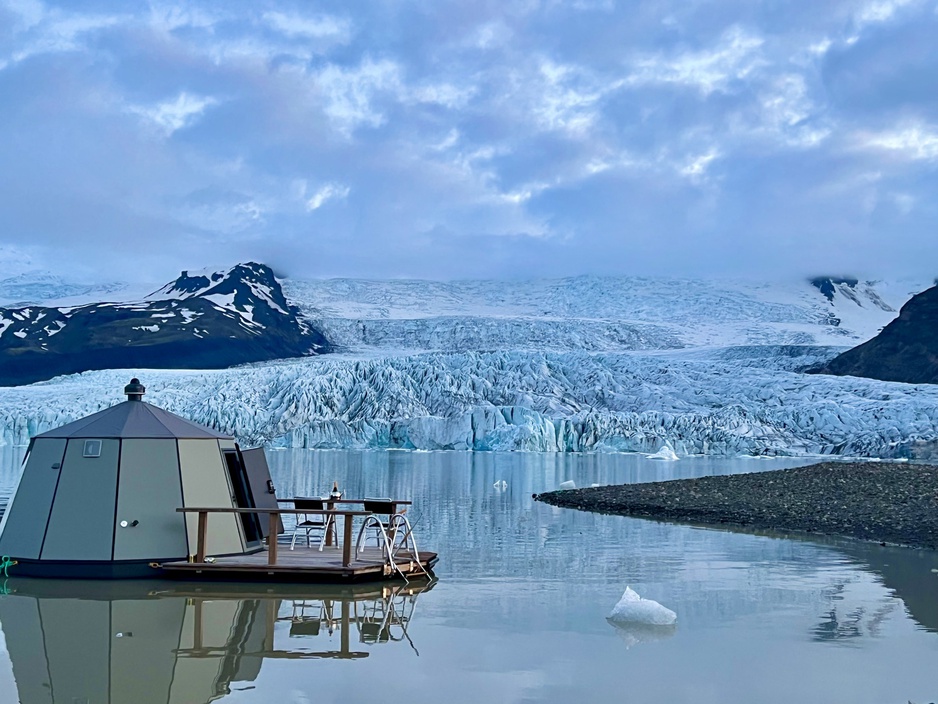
left=0, top=447, right=935, bottom=704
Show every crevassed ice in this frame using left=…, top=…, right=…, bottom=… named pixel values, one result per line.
left=1, top=350, right=937, bottom=458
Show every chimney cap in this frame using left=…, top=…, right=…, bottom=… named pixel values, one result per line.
left=124, top=378, right=145, bottom=401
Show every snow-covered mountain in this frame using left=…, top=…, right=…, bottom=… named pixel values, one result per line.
left=2, top=349, right=937, bottom=458
left=0, top=263, right=329, bottom=386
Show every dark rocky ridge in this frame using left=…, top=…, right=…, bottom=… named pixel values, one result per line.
left=0, top=262, right=331, bottom=386
left=535, top=462, right=938, bottom=550
left=810, top=276, right=859, bottom=302
left=814, top=284, right=938, bottom=384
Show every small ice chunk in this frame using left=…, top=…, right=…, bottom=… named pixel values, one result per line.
left=590, top=483, right=600, bottom=488
left=608, top=587, right=677, bottom=626
left=559, top=480, right=576, bottom=490
left=493, top=480, right=507, bottom=490
left=647, top=445, right=679, bottom=461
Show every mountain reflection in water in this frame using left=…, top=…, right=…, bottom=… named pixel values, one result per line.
left=0, top=579, right=434, bottom=704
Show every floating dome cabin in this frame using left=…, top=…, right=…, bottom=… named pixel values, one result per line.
left=0, top=379, right=279, bottom=578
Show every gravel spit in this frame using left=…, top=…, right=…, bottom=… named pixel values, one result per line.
left=535, top=462, right=938, bottom=550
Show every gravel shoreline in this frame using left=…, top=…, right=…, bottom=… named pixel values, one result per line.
left=535, top=462, right=938, bottom=550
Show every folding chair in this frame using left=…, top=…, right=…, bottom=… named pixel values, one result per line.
left=356, top=499, right=396, bottom=552
left=290, top=498, right=337, bottom=551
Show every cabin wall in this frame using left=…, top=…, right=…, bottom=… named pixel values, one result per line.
left=40, top=598, right=111, bottom=704
left=0, top=596, right=53, bottom=704
left=41, top=439, right=119, bottom=561
left=178, top=439, right=246, bottom=556
left=110, top=598, right=187, bottom=703
left=113, top=439, right=188, bottom=561
left=0, top=438, right=66, bottom=559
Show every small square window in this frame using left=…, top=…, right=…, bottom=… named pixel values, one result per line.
left=83, top=440, right=102, bottom=458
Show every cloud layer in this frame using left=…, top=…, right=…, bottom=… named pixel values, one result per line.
left=1, top=0, right=937, bottom=282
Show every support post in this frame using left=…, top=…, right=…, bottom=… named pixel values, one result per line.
left=342, top=513, right=354, bottom=567
left=341, top=599, right=350, bottom=654
left=268, top=511, right=279, bottom=566
left=196, top=511, right=208, bottom=563
left=193, top=599, right=203, bottom=651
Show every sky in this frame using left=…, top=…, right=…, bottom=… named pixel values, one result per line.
left=1, top=0, right=937, bottom=283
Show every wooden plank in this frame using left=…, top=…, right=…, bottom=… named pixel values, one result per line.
left=177, top=508, right=371, bottom=516
left=195, top=512, right=208, bottom=563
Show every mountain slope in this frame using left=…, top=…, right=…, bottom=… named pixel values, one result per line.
left=815, top=284, right=938, bottom=384
left=0, top=263, right=330, bottom=386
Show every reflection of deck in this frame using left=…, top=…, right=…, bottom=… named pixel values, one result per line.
left=162, top=546, right=438, bottom=582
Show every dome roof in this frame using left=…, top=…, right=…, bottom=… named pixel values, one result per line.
left=35, top=400, right=229, bottom=440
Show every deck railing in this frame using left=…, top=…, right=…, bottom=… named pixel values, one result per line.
left=176, top=507, right=372, bottom=568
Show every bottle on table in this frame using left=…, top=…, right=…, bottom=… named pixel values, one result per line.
left=330, top=481, right=342, bottom=500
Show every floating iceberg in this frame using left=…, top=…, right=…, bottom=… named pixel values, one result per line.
left=608, top=587, right=677, bottom=626
left=647, top=445, right=679, bottom=461
left=558, top=480, right=576, bottom=490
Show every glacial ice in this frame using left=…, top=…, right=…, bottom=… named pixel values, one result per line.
left=284, top=274, right=931, bottom=348
left=2, top=349, right=938, bottom=458
left=647, top=445, right=679, bottom=461
left=608, top=587, right=677, bottom=626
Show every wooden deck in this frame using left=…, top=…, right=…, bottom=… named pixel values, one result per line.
left=161, top=545, right=438, bottom=583
left=169, top=505, right=437, bottom=583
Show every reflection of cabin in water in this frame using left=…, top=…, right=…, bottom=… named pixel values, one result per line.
left=0, top=580, right=432, bottom=704
left=0, top=379, right=279, bottom=578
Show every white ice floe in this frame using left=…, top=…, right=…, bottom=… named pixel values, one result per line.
left=647, top=445, right=679, bottom=461
left=608, top=587, right=677, bottom=626
left=559, top=480, right=576, bottom=490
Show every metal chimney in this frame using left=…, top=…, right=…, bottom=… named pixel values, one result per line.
left=124, top=378, right=145, bottom=401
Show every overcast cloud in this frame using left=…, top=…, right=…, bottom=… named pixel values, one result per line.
left=1, top=0, right=936, bottom=283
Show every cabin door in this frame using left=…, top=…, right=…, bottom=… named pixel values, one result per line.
left=222, top=450, right=263, bottom=545
left=240, top=447, right=284, bottom=537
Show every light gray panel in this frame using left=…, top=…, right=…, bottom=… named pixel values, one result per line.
left=41, top=439, right=119, bottom=561
left=0, top=438, right=65, bottom=559
left=113, top=440, right=188, bottom=561
left=0, top=595, right=53, bottom=704
left=39, top=598, right=110, bottom=704
left=111, top=597, right=187, bottom=704
left=178, top=440, right=245, bottom=556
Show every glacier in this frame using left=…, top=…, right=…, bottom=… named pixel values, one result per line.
left=3, top=348, right=938, bottom=458
left=284, top=274, right=931, bottom=348
left=1, top=271, right=937, bottom=457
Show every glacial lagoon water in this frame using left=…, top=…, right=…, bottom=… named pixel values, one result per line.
left=0, top=447, right=936, bottom=704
